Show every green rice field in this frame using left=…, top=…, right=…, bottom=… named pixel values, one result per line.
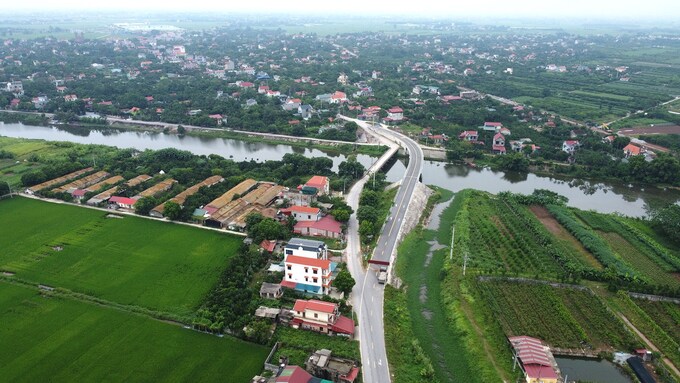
left=0, top=197, right=241, bottom=316
left=0, top=282, right=268, bottom=383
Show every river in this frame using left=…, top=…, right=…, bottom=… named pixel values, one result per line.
left=3, top=122, right=679, bottom=217
left=0, top=122, right=378, bottom=172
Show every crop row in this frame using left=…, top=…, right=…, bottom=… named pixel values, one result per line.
left=545, top=205, right=640, bottom=278
left=575, top=210, right=680, bottom=272
left=477, top=279, right=635, bottom=350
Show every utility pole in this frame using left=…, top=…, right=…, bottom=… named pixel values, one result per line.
left=463, top=252, right=469, bottom=276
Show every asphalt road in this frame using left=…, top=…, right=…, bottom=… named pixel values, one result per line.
left=343, top=118, right=423, bottom=383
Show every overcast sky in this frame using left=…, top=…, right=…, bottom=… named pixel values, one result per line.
left=5, top=0, right=679, bottom=20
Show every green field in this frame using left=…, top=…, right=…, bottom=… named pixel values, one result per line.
left=0, top=282, right=267, bottom=383
left=0, top=197, right=241, bottom=316
left=477, top=279, right=636, bottom=350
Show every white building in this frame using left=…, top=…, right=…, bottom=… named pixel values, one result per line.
left=282, top=238, right=334, bottom=295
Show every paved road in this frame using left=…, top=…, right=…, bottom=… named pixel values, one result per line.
left=341, top=116, right=423, bottom=383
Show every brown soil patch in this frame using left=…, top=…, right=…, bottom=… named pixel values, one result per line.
left=529, top=205, right=604, bottom=270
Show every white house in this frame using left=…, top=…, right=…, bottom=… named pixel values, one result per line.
left=458, top=130, right=479, bottom=141
left=282, top=238, right=333, bottom=295
left=280, top=205, right=321, bottom=222
left=387, top=107, right=404, bottom=121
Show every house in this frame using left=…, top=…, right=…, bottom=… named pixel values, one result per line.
left=623, top=143, right=643, bottom=158
left=330, top=91, right=347, bottom=104
left=260, top=239, right=277, bottom=253
left=562, top=140, right=580, bottom=153
left=603, top=135, right=616, bottom=144
left=291, top=299, right=355, bottom=336
left=459, top=130, right=479, bottom=141
left=337, top=73, right=348, bottom=85
left=64, top=94, right=78, bottom=102
left=509, top=336, right=559, bottom=383
left=492, top=133, right=506, bottom=154
left=635, top=349, right=652, bottom=362
left=5, top=80, right=23, bottom=96
left=72, top=189, right=88, bottom=201
left=430, top=134, right=448, bottom=144
left=283, top=98, right=302, bottom=111
left=274, top=365, right=332, bottom=383
left=304, top=175, right=329, bottom=195
left=208, top=114, right=227, bottom=125
left=386, top=107, right=404, bottom=121
left=294, top=216, right=343, bottom=239
left=32, top=95, right=49, bottom=109
left=499, top=127, right=511, bottom=136
left=305, top=349, right=360, bottom=383
left=280, top=206, right=321, bottom=222
left=282, top=238, right=333, bottom=295
left=259, top=282, right=283, bottom=299
left=109, top=196, right=138, bottom=209
left=483, top=121, right=503, bottom=131
left=298, top=105, right=314, bottom=120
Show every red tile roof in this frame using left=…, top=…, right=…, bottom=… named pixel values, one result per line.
left=285, top=255, right=331, bottom=269
left=275, top=366, right=314, bottom=383
left=305, top=175, right=328, bottom=189
left=624, top=143, right=642, bottom=155
left=293, top=299, right=337, bottom=314
left=485, top=121, right=502, bottom=127
left=260, top=239, right=276, bottom=252
left=330, top=315, right=355, bottom=335
left=281, top=205, right=321, bottom=215
left=109, top=196, right=138, bottom=206
left=295, top=216, right=342, bottom=234
left=388, top=106, right=403, bottom=113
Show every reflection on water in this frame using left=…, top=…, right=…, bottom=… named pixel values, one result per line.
left=556, top=357, right=631, bottom=383
left=0, top=122, right=375, bottom=172
left=4, top=122, right=679, bottom=218
left=383, top=159, right=680, bottom=217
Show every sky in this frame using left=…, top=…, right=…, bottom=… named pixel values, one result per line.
left=5, top=0, right=680, bottom=20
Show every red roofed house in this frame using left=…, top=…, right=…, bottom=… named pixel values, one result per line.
left=275, top=365, right=331, bottom=383
left=260, top=239, right=276, bottom=253
left=208, top=114, right=227, bottom=125
left=623, top=143, right=644, bottom=158
left=562, top=140, right=580, bottom=154
left=294, top=215, right=343, bottom=239
left=387, top=107, right=404, bottom=121
left=291, top=299, right=355, bottom=337
left=509, top=336, right=559, bottom=383
left=484, top=121, right=503, bottom=131
left=459, top=130, right=479, bottom=141
left=109, top=196, right=138, bottom=209
left=305, top=175, right=330, bottom=195
left=330, top=91, right=347, bottom=104
left=493, top=133, right=507, bottom=154
left=281, top=205, right=321, bottom=222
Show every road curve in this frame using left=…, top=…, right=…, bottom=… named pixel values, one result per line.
left=341, top=116, right=423, bottom=383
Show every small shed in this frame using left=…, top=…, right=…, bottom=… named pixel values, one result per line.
left=260, top=282, right=283, bottom=299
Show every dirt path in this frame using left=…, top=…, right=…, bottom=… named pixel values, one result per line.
left=529, top=205, right=603, bottom=270
left=618, top=313, right=680, bottom=378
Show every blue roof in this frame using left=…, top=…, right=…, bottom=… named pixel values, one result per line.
left=295, top=283, right=321, bottom=294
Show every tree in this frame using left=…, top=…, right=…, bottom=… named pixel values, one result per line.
left=164, top=201, right=182, bottom=220
left=333, top=268, right=355, bottom=296
left=652, top=204, right=680, bottom=243
left=134, top=196, right=157, bottom=215
left=338, top=158, right=365, bottom=180
left=250, top=218, right=286, bottom=243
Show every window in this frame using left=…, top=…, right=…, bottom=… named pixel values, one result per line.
left=287, top=265, right=291, bottom=270
left=314, top=313, right=318, bottom=318
left=285, top=249, right=293, bottom=255
left=304, top=267, right=309, bottom=273
left=305, top=276, right=309, bottom=282
left=313, top=277, right=318, bottom=283
left=287, top=273, right=292, bottom=279
left=308, top=215, right=311, bottom=219
left=313, top=268, right=318, bottom=274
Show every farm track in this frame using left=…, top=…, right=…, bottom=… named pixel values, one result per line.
left=618, top=313, right=680, bottom=378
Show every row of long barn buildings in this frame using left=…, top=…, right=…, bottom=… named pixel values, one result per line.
left=23, top=167, right=341, bottom=236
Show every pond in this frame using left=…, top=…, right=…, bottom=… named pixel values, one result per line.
left=556, top=356, right=632, bottom=383
left=0, top=122, right=378, bottom=172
